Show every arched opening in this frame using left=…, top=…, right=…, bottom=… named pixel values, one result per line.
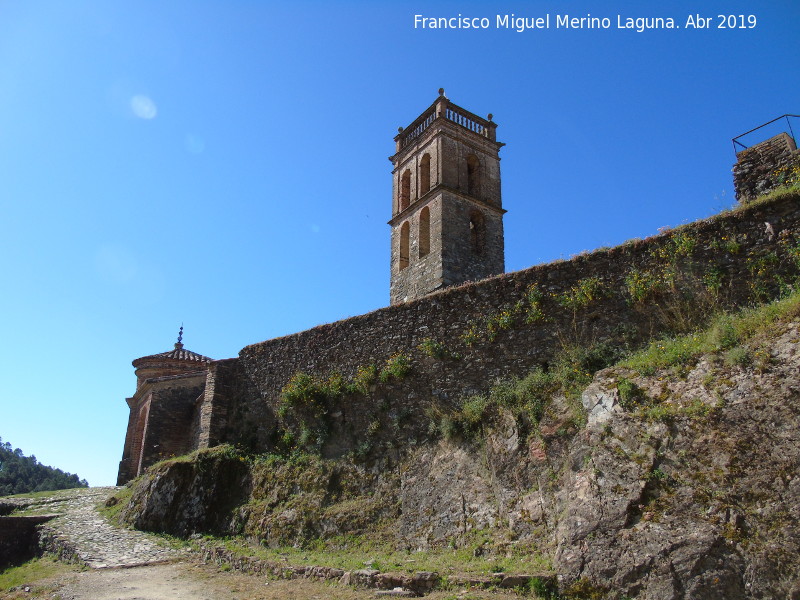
left=470, top=210, right=486, bottom=255
left=399, top=170, right=411, bottom=212
left=419, top=154, right=431, bottom=196
left=467, top=154, right=480, bottom=197
left=419, top=207, right=430, bottom=258
left=399, top=221, right=410, bottom=270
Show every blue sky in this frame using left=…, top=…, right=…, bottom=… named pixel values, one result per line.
left=1, top=1, right=798, bottom=486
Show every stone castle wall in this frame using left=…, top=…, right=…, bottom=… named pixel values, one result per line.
left=212, top=192, right=800, bottom=456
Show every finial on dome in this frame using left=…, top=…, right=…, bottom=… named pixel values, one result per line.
left=438, top=87, right=445, bottom=97
left=175, top=325, right=184, bottom=350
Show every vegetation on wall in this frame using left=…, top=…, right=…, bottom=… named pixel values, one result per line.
left=275, top=353, right=412, bottom=455
left=268, top=189, right=800, bottom=466
left=460, top=190, right=800, bottom=358
left=428, top=341, right=625, bottom=444
left=429, top=199, right=800, bottom=449
left=622, top=287, right=800, bottom=378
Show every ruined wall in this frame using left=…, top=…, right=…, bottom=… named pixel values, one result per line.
left=216, top=192, right=800, bottom=455
left=734, top=132, right=800, bottom=202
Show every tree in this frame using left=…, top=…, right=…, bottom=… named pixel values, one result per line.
left=0, top=436, right=88, bottom=495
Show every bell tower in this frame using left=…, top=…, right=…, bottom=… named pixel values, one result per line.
left=389, top=89, right=506, bottom=305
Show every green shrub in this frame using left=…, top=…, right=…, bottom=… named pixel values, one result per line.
left=379, top=353, right=411, bottom=382
left=556, top=276, right=604, bottom=311
left=418, top=338, right=459, bottom=360
left=624, top=268, right=662, bottom=305
left=347, top=364, right=377, bottom=395
left=490, top=370, right=553, bottom=423
left=707, top=314, right=739, bottom=350
left=528, top=575, right=559, bottom=599
left=460, top=395, right=490, bottom=427
left=617, top=378, right=646, bottom=411
left=779, top=232, right=800, bottom=269
left=279, top=372, right=343, bottom=417
left=671, top=231, right=697, bottom=257
left=724, top=346, right=751, bottom=367
left=702, top=267, right=725, bottom=295
left=525, top=283, right=547, bottom=323
left=461, top=323, right=480, bottom=347
left=486, top=308, right=516, bottom=341
left=561, top=577, right=609, bottom=600
left=439, top=415, right=459, bottom=440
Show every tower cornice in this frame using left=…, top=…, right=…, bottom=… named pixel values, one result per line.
left=390, top=92, right=502, bottom=164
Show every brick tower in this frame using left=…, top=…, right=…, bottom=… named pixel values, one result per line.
left=116, top=328, right=212, bottom=484
left=389, top=89, right=505, bottom=305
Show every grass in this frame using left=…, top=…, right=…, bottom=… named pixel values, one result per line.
left=0, top=556, right=83, bottom=597
left=433, top=340, right=625, bottom=442
left=740, top=181, right=800, bottom=207
left=200, top=534, right=553, bottom=578
left=0, top=488, right=79, bottom=501
left=622, top=290, right=800, bottom=376
left=96, top=484, right=135, bottom=524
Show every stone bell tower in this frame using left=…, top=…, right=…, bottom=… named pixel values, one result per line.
left=389, top=89, right=505, bottom=305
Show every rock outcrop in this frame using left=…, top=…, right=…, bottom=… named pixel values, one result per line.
left=119, top=318, right=800, bottom=599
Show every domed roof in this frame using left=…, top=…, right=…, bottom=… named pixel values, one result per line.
left=133, top=342, right=212, bottom=365
left=132, top=327, right=212, bottom=367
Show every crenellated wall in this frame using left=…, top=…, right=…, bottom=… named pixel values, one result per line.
left=207, top=192, right=800, bottom=457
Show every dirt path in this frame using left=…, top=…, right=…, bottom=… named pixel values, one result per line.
left=15, top=561, right=413, bottom=600
left=56, top=563, right=226, bottom=600
left=6, top=487, right=184, bottom=568
left=50, top=562, right=520, bottom=600
left=2, top=488, right=524, bottom=600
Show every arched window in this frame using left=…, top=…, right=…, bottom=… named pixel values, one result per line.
left=419, top=154, right=431, bottom=196
left=399, top=170, right=411, bottom=212
left=467, top=154, right=480, bottom=197
left=470, top=210, right=486, bottom=255
left=399, top=221, right=410, bottom=270
left=419, top=207, right=430, bottom=258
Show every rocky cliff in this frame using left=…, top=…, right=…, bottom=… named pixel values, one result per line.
left=119, top=293, right=800, bottom=599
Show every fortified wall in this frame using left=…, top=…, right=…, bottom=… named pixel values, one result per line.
left=117, top=99, right=800, bottom=483
left=204, top=191, right=800, bottom=458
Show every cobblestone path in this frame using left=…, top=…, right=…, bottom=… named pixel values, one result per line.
left=3, top=487, right=187, bottom=569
